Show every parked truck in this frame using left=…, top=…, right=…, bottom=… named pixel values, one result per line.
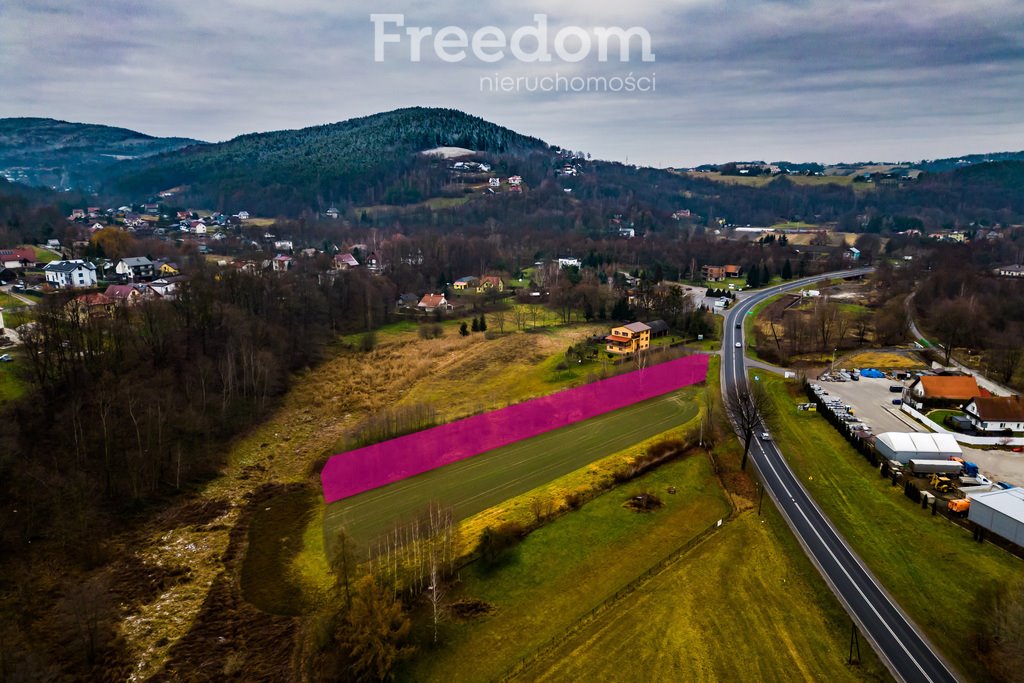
left=947, top=498, right=970, bottom=516
left=909, top=459, right=964, bottom=476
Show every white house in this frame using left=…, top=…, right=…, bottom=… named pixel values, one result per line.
left=995, top=264, right=1024, bottom=278
left=557, top=257, right=581, bottom=268
left=964, top=396, right=1024, bottom=433
left=115, top=256, right=156, bottom=281
left=508, top=175, right=523, bottom=186
left=325, top=207, right=340, bottom=219
left=417, top=293, right=452, bottom=312
left=236, top=211, right=250, bottom=220
left=44, top=260, right=97, bottom=289
left=274, top=240, right=294, bottom=252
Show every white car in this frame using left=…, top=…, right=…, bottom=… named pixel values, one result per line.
left=759, top=431, right=771, bottom=441
left=0, top=354, right=11, bottom=362
left=735, top=341, right=742, bottom=348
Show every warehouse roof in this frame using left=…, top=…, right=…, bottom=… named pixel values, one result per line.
left=971, top=488, right=1024, bottom=523
left=875, top=432, right=962, bottom=457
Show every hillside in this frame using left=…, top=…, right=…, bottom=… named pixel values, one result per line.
left=103, top=107, right=553, bottom=214
left=0, top=118, right=201, bottom=190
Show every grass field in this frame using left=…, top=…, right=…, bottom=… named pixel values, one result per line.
left=843, top=351, right=925, bottom=371
left=524, top=508, right=887, bottom=682
left=398, top=453, right=732, bottom=682
left=760, top=374, right=1022, bottom=682
left=323, top=385, right=701, bottom=552
left=0, top=291, right=24, bottom=308
left=0, top=359, right=27, bottom=403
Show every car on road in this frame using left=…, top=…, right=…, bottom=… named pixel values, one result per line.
left=759, top=431, right=771, bottom=441
left=735, top=341, right=742, bottom=348
left=0, top=354, right=12, bottom=362
left=735, top=322, right=741, bottom=328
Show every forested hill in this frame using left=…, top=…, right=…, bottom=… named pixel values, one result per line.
left=103, top=107, right=553, bottom=214
left=0, top=117, right=201, bottom=190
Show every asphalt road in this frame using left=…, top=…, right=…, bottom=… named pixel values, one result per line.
left=723, top=269, right=959, bottom=683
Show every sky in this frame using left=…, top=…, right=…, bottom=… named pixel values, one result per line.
left=2, top=0, right=1024, bottom=167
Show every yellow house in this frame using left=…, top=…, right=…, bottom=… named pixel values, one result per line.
left=159, top=262, right=180, bottom=276
left=479, top=275, right=504, bottom=293
left=606, top=322, right=651, bottom=355
left=453, top=276, right=480, bottom=291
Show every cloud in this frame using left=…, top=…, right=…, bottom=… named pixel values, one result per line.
left=1, top=0, right=1023, bottom=165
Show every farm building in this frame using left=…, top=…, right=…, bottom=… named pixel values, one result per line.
left=968, top=488, right=1024, bottom=547
left=874, top=432, right=962, bottom=464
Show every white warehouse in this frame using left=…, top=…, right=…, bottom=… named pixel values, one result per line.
left=873, top=432, right=962, bottom=464
left=968, top=488, right=1024, bottom=548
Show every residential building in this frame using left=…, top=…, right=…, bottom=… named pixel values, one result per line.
left=67, top=292, right=114, bottom=319
left=453, top=276, right=481, bottom=291
left=325, top=207, right=340, bottom=219
left=104, top=284, right=147, bottom=305
left=963, top=396, right=1024, bottom=433
left=702, top=265, right=725, bottom=281
left=0, top=248, right=35, bottom=269
left=646, top=319, right=670, bottom=338
left=158, top=262, right=180, bottom=276
left=149, top=276, right=187, bottom=299
left=479, top=275, right=504, bottom=292
left=605, top=322, right=652, bottom=355
left=43, top=260, right=97, bottom=289
left=115, top=257, right=156, bottom=281
left=907, top=375, right=983, bottom=406
left=417, top=293, right=452, bottom=312
left=334, top=253, right=360, bottom=270
left=272, top=255, right=293, bottom=272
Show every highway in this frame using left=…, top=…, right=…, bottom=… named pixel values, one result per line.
left=721, top=269, right=959, bottom=683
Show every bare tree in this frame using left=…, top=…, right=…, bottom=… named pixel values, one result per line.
left=724, top=383, right=777, bottom=471
left=491, top=307, right=507, bottom=334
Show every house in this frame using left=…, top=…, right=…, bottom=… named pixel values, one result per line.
left=397, top=293, right=420, bottom=309
left=606, top=322, right=652, bottom=355
left=176, top=211, right=191, bottom=220
left=508, top=176, right=523, bottom=186
left=115, top=256, right=156, bottom=281
left=272, top=255, right=293, bottom=272
left=724, top=264, right=741, bottom=277
left=995, top=264, right=1024, bottom=278
left=489, top=177, right=500, bottom=187
left=618, top=227, right=636, bottom=238
left=479, top=275, right=504, bottom=292
left=104, top=284, right=146, bottom=305
left=453, top=276, right=481, bottom=291
left=46, top=239, right=61, bottom=250
left=274, top=240, right=294, bottom=252
left=158, top=262, right=180, bottom=276
left=417, top=293, right=452, bottom=312
left=557, top=257, right=581, bottom=268
left=963, top=396, right=1024, bottom=434
left=142, top=203, right=159, bottom=213
left=846, top=247, right=861, bottom=261
left=325, top=207, right=340, bottom=219
left=646, top=319, right=670, bottom=338
left=43, top=260, right=97, bottom=289
left=364, top=252, right=382, bottom=273
left=70, top=209, right=86, bottom=220
left=0, top=248, right=35, bottom=269
left=702, top=265, right=725, bottom=281
left=236, top=211, right=250, bottom=220
left=148, top=276, right=187, bottom=299
left=334, top=253, right=360, bottom=270
left=908, top=375, right=983, bottom=406
left=67, top=292, right=114, bottom=319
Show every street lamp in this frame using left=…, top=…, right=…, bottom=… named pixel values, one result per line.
left=831, top=348, right=837, bottom=375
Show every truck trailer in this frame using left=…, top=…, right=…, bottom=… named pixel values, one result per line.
left=909, top=459, right=964, bottom=476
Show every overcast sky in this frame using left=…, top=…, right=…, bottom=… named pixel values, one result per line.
left=2, top=0, right=1023, bottom=167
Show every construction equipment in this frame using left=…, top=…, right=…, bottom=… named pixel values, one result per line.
left=947, top=498, right=970, bottom=515
left=930, top=473, right=954, bottom=493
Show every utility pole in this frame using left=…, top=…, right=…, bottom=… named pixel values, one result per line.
left=848, top=621, right=861, bottom=665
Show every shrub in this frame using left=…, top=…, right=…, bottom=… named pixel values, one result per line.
left=477, top=522, right=526, bottom=567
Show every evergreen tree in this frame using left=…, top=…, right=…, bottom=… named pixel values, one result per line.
left=746, top=265, right=761, bottom=289
left=478, top=314, right=487, bottom=332
left=471, top=317, right=480, bottom=332
left=459, top=321, right=469, bottom=336
left=598, top=303, right=607, bottom=320
left=782, top=258, right=793, bottom=280
left=611, top=297, right=632, bottom=320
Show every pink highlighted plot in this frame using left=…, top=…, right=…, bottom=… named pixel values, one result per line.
left=321, top=354, right=708, bottom=503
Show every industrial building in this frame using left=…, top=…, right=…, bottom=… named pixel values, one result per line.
left=968, top=488, right=1024, bottom=547
left=873, top=432, right=963, bottom=464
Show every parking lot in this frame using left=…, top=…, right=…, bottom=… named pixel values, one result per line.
left=815, top=374, right=1024, bottom=487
